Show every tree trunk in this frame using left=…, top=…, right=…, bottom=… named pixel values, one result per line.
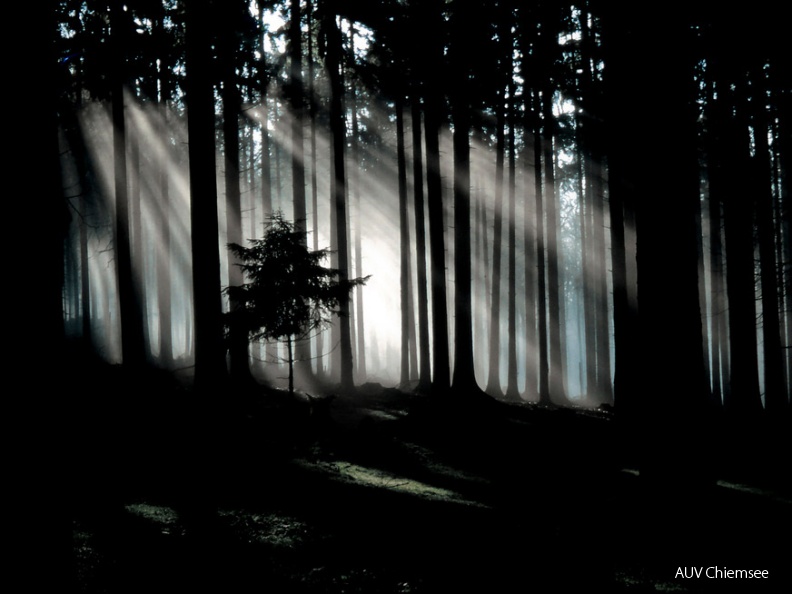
left=257, top=7, right=278, bottom=377
left=156, top=30, right=173, bottom=367
left=187, top=0, right=228, bottom=391
left=520, top=18, right=539, bottom=403
left=522, top=139, right=538, bottom=402
left=422, top=2, right=450, bottom=393
left=533, top=104, right=550, bottom=405
left=397, top=98, right=411, bottom=387
left=111, top=0, right=146, bottom=369
left=411, top=94, right=432, bottom=391
left=601, top=3, right=640, bottom=413
left=753, top=74, right=786, bottom=413
left=307, top=1, right=324, bottom=378
left=290, top=0, right=312, bottom=382
left=79, top=192, right=92, bottom=347
left=505, top=60, right=519, bottom=401
left=712, top=55, right=762, bottom=415
left=485, top=88, right=505, bottom=397
left=348, top=28, right=366, bottom=382
left=542, top=86, right=566, bottom=404
left=129, top=114, right=150, bottom=361
left=608, top=3, right=711, bottom=482
left=222, top=6, right=252, bottom=383
left=17, top=2, right=74, bottom=586
left=450, top=3, right=476, bottom=393
left=323, top=8, right=354, bottom=391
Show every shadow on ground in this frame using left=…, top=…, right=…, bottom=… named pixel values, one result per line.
left=60, top=359, right=790, bottom=593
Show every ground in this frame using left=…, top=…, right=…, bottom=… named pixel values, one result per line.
left=58, top=361, right=791, bottom=593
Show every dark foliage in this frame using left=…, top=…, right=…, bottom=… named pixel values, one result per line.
left=225, top=212, right=368, bottom=346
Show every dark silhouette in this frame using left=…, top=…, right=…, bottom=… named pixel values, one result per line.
left=226, top=213, right=367, bottom=396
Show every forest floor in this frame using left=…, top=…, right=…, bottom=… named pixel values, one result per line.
left=62, top=359, right=791, bottom=593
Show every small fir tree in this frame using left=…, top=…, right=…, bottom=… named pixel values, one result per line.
left=225, top=212, right=368, bottom=395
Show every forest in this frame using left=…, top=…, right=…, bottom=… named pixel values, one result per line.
left=19, top=0, right=791, bottom=591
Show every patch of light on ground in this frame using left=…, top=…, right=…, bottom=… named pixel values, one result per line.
left=716, top=480, right=792, bottom=505
left=125, top=503, right=182, bottom=535
left=297, top=459, right=488, bottom=508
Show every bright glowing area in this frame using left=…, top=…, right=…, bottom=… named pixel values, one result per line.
left=61, top=71, right=617, bottom=400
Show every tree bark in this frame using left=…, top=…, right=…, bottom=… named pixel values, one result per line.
left=485, top=88, right=505, bottom=397
left=410, top=94, right=432, bottom=391
left=505, top=55, right=519, bottom=401
left=222, top=4, right=252, bottom=383
left=450, top=1, right=477, bottom=393
left=608, top=3, right=711, bottom=481
left=156, top=9, right=173, bottom=367
left=323, top=7, right=354, bottom=390
left=187, top=0, right=228, bottom=391
left=541, top=86, right=566, bottom=404
left=111, top=0, right=146, bottom=369
left=422, top=1, right=450, bottom=393
left=397, top=98, right=411, bottom=387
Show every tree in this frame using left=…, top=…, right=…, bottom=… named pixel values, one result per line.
left=187, top=0, right=228, bottom=391
left=450, top=0, right=477, bottom=393
left=225, top=213, right=368, bottom=396
left=604, top=1, right=711, bottom=482
left=484, top=19, right=507, bottom=398
left=321, top=2, right=356, bottom=391
left=221, top=0, right=253, bottom=383
left=421, top=0, right=451, bottom=393
left=111, top=0, right=146, bottom=369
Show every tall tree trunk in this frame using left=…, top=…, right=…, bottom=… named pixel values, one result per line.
left=711, top=57, right=762, bottom=415
left=397, top=98, right=411, bottom=387
left=222, top=6, right=251, bottom=383
left=485, top=88, right=506, bottom=397
left=273, top=99, right=284, bottom=215
left=533, top=102, right=550, bottom=405
left=411, top=93, right=432, bottom=391
left=111, top=0, right=145, bottom=369
left=699, top=78, right=728, bottom=407
left=592, top=162, right=612, bottom=403
left=128, top=113, right=151, bottom=361
left=523, top=136, right=539, bottom=402
left=580, top=8, right=613, bottom=404
left=541, top=87, right=566, bottom=404
left=753, top=74, right=786, bottom=413
left=505, top=61, right=520, bottom=401
left=707, top=174, right=726, bottom=405
left=776, top=66, right=792, bottom=406
left=450, top=2, right=476, bottom=393
left=307, top=0, right=324, bottom=378
left=601, top=5, right=640, bottom=412
left=577, top=15, right=596, bottom=402
left=289, top=0, right=312, bottom=382
left=306, top=0, right=317, bottom=229
left=290, top=0, right=307, bottom=232
left=257, top=7, right=277, bottom=377
left=79, top=192, right=92, bottom=347
left=187, top=0, right=227, bottom=391
left=156, top=19, right=173, bottom=367
left=18, top=2, right=73, bottom=586
left=520, top=17, right=539, bottom=403
left=610, top=3, right=711, bottom=481
left=423, top=4, right=450, bottom=394
left=323, top=8, right=354, bottom=391
left=473, top=196, right=484, bottom=376
left=348, top=28, right=366, bottom=382
left=579, top=149, right=596, bottom=400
